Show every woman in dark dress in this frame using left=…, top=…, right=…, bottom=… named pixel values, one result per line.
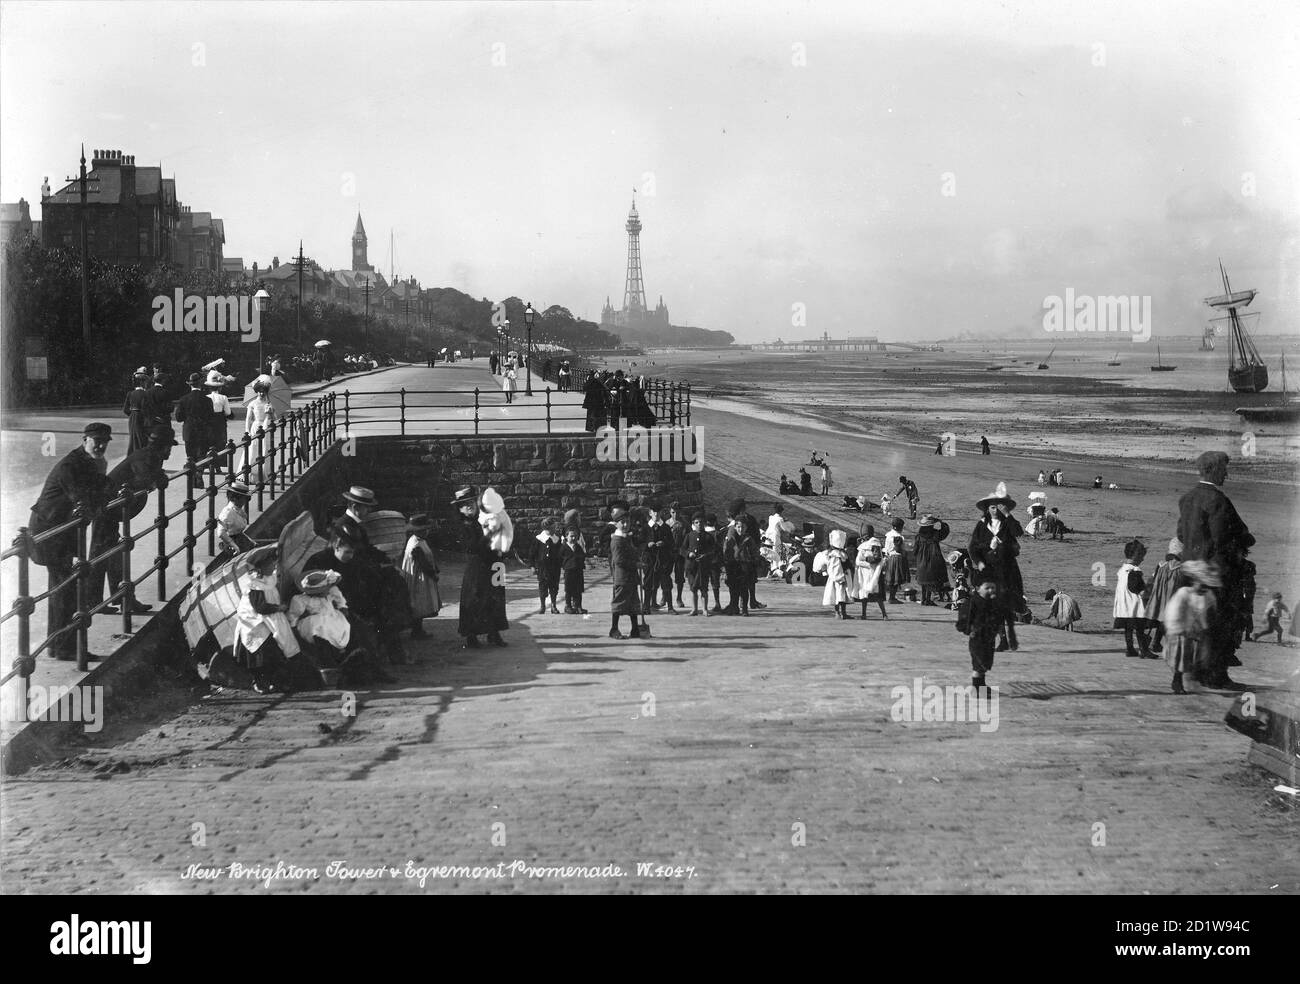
left=453, top=485, right=508, bottom=648
left=582, top=375, right=609, bottom=433
left=608, top=501, right=643, bottom=639
left=967, top=484, right=1025, bottom=651
left=912, top=514, right=951, bottom=606
left=122, top=372, right=155, bottom=454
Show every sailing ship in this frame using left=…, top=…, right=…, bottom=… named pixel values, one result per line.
left=1205, top=261, right=1268, bottom=393
left=1236, top=355, right=1300, bottom=424
left=1149, top=344, right=1176, bottom=372
left=1200, top=324, right=1217, bottom=351
left=1037, top=346, right=1055, bottom=370
left=1106, top=350, right=1122, bottom=366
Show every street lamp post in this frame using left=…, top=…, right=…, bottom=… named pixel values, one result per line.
left=253, top=288, right=270, bottom=375
left=524, top=302, right=535, bottom=396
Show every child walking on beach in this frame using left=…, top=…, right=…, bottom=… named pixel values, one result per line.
left=1163, top=560, right=1219, bottom=694
left=822, top=529, right=851, bottom=619
left=853, top=536, right=888, bottom=619
left=882, top=517, right=911, bottom=604
left=1113, top=538, right=1155, bottom=659
left=959, top=579, right=1002, bottom=696
left=1253, top=592, right=1290, bottom=644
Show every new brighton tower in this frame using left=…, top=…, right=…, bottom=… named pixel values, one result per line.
left=600, top=192, right=670, bottom=332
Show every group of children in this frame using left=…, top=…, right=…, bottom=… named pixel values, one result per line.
left=530, top=515, right=589, bottom=614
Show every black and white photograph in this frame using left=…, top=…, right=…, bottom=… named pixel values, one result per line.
left=0, top=0, right=1296, bottom=925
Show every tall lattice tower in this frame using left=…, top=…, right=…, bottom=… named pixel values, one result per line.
left=622, top=193, right=647, bottom=315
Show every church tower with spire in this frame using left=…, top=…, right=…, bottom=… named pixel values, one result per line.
left=352, top=212, right=373, bottom=272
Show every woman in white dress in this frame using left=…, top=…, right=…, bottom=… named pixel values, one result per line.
left=217, top=481, right=255, bottom=553
left=502, top=366, right=518, bottom=405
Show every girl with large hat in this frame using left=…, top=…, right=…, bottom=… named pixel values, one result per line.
left=967, top=483, right=1026, bottom=651
left=453, top=486, right=508, bottom=648
left=912, top=515, right=951, bottom=606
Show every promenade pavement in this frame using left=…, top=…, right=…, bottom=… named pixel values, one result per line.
left=0, top=360, right=582, bottom=750
left=1, top=546, right=1296, bottom=894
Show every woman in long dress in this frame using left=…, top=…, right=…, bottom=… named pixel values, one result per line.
left=502, top=366, right=518, bottom=405
left=582, top=374, right=608, bottom=432
left=608, top=503, right=643, bottom=639
left=968, top=483, right=1026, bottom=651
left=911, top=515, right=951, bottom=606
left=454, top=486, right=508, bottom=648
left=234, top=544, right=300, bottom=693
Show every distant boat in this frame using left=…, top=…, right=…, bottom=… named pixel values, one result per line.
left=1150, top=344, right=1177, bottom=372
left=1200, top=324, right=1217, bottom=351
left=985, top=365, right=1006, bottom=371
left=1236, top=355, right=1300, bottom=424
left=1037, top=346, right=1055, bottom=370
left=1106, top=350, right=1122, bottom=366
left=1207, top=261, right=1268, bottom=393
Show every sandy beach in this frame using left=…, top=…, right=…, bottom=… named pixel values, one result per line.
left=600, top=346, right=1300, bottom=635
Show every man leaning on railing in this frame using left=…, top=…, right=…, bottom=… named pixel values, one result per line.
left=26, top=422, right=113, bottom=662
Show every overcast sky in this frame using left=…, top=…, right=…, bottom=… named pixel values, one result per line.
left=2, top=0, right=1296, bottom=342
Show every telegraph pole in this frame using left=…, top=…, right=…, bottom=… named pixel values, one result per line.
left=293, top=241, right=306, bottom=346
left=65, top=145, right=99, bottom=351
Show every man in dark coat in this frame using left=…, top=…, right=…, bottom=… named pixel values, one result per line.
left=27, top=422, right=112, bottom=660
left=1176, top=450, right=1254, bottom=688
left=88, top=424, right=174, bottom=613
left=489, top=352, right=499, bottom=375
left=122, top=371, right=156, bottom=454
left=453, top=486, right=508, bottom=648
left=582, top=373, right=609, bottom=433
left=173, top=372, right=216, bottom=481
left=149, top=372, right=175, bottom=424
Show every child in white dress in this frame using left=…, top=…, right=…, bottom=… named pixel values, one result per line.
left=234, top=545, right=300, bottom=693
left=217, top=481, right=254, bottom=553
left=853, top=537, right=888, bottom=620
left=288, top=569, right=352, bottom=679
left=822, top=529, right=851, bottom=619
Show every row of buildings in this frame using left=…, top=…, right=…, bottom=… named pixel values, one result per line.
left=2, top=148, right=227, bottom=273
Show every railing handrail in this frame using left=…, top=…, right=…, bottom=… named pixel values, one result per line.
left=0, top=390, right=339, bottom=695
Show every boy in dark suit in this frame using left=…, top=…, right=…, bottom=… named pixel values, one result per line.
left=561, top=526, right=587, bottom=614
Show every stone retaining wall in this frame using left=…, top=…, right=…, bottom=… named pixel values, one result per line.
left=342, top=434, right=705, bottom=542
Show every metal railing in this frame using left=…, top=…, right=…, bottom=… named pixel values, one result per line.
left=539, top=365, right=691, bottom=428
left=0, top=392, right=339, bottom=705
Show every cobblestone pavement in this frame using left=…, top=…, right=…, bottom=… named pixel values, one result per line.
left=2, top=557, right=1296, bottom=894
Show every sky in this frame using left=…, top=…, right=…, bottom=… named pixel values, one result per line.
left=2, top=0, right=1297, bottom=343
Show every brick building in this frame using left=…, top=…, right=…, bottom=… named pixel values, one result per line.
left=41, top=149, right=181, bottom=265
left=176, top=207, right=225, bottom=273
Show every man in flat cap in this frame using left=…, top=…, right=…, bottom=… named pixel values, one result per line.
left=27, top=422, right=113, bottom=660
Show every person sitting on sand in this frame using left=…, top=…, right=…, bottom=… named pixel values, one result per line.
left=799, top=468, right=813, bottom=496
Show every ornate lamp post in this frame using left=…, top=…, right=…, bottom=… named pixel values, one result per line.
left=253, top=288, right=270, bottom=374
left=524, top=302, right=535, bottom=396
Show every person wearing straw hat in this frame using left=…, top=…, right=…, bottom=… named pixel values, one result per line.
left=233, top=543, right=300, bottom=693
left=204, top=368, right=235, bottom=462
left=401, top=514, right=441, bottom=636
left=852, top=536, right=888, bottom=620
left=174, top=372, right=216, bottom=484
left=968, top=482, right=1025, bottom=652
left=122, top=369, right=156, bottom=454
left=88, top=424, right=173, bottom=615
left=287, top=569, right=350, bottom=682
left=1162, top=560, right=1221, bottom=694
left=453, top=486, right=509, bottom=648
left=302, top=526, right=394, bottom=683
left=217, top=480, right=255, bottom=554
left=912, top=515, right=951, bottom=606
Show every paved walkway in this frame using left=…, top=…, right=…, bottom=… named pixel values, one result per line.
left=2, top=553, right=1295, bottom=893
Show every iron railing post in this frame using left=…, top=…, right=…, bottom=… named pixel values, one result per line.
left=156, top=478, right=168, bottom=601
left=13, top=528, right=32, bottom=722
left=75, top=520, right=89, bottom=672
left=256, top=429, right=266, bottom=512
left=344, top=390, right=351, bottom=436
left=184, top=461, right=196, bottom=583
left=546, top=387, right=552, bottom=433
left=400, top=388, right=407, bottom=436
left=122, top=494, right=135, bottom=635
left=474, top=388, right=480, bottom=436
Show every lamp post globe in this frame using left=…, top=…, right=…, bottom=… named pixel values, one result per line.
left=253, top=288, right=271, bottom=375
left=524, top=302, right=535, bottom=396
